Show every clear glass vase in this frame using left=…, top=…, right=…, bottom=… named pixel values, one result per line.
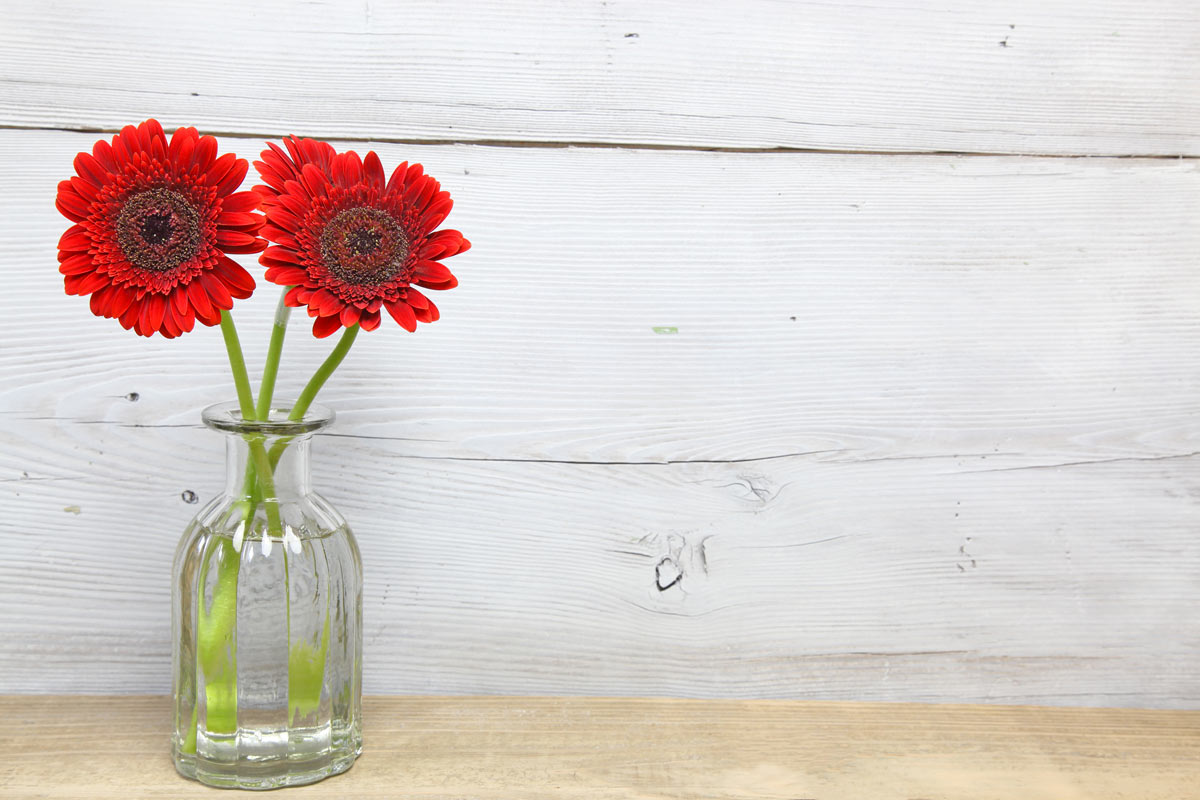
left=172, top=402, right=362, bottom=789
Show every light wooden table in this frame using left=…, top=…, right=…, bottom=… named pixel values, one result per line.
left=1, top=695, right=1196, bottom=799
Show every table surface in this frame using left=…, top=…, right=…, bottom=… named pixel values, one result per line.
left=1, top=695, right=1197, bottom=799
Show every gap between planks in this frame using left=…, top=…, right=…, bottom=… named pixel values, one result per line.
left=2, top=122, right=1196, bottom=160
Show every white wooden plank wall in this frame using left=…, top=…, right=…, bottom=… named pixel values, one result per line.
left=1, top=0, right=1198, bottom=709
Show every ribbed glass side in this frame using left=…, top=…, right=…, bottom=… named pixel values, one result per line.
left=171, top=406, right=362, bottom=790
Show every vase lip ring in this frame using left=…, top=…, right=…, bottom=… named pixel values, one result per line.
left=201, top=400, right=335, bottom=436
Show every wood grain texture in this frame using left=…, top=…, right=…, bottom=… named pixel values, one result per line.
left=3, top=0, right=1199, bottom=155
left=1, top=130, right=1198, bottom=706
left=1, top=695, right=1198, bottom=799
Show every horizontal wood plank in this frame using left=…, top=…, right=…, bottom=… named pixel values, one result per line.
left=1, top=695, right=1198, bottom=799
left=3, top=0, right=1199, bottom=155
left=1, top=131, right=1198, bottom=705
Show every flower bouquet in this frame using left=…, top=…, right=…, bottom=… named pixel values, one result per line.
left=55, top=120, right=469, bottom=789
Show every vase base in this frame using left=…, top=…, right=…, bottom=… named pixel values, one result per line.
left=173, top=742, right=361, bottom=790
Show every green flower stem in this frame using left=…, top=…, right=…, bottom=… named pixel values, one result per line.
left=219, top=310, right=256, bottom=422
left=184, top=314, right=356, bottom=754
left=291, top=323, right=360, bottom=421
left=187, top=311, right=265, bottom=754
left=237, top=290, right=293, bottom=508
left=196, top=536, right=240, bottom=737
left=264, top=323, right=360, bottom=469
left=256, top=289, right=292, bottom=421
left=247, top=436, right=282, bottom=532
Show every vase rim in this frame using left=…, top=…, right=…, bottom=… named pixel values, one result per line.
left=201, top=401, right=335, bottom=436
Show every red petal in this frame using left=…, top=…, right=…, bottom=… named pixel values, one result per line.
left=73, top=152, right=108, bottom=187
left=193, top=135, right=218, bottom=170
left=266, top=208, right=301, bottom=233
left=312, top=313, right=343, bottom=338
left=359, top=309, right=382, bottom=331
left=413, top=294, right=439, bottom=323
left=254, top=161, right=289, bottom=193
left=363, top=152, right=385, bottom=191
left=216, top=230, right=266, bottom=253
left=55, top=195, right=88, bottom=223
left=206, top=152, right=237, bottom=185
left=385, top=161, right=410, bottom=194
left=413, top=260, right=453, bottom=284
left=186, top=279, right=214, bottom=320
left=119, top=301, right=140, bottom=331
left=221, top=191, right=261, bottom=214
left=412, top=179, right=438, bottom=211
left=199, top=271, right=234, bottom=310
left=416, top=229, right=464, bottom=259
left=264, top=266, right=310, bottom=285
left=384, top=301, right=416, bottom=332
left=173, top=303, right=197, bottom=333
left=216, top=230, right=258, bottom=248
left=300, top=163, right=330, bottom=196
left=58, top=228, right=93, bottom=252
left=417, top=275, right=458, bottom=291
left=119, top=125, right=141, bottom=158
left=161, top=306, right=182, bottom=338
left=261, top=245, right=301, bottom=265
left=172, top=135, right=195, bottom=172
left=332, top=151, right=363, bottom=188
left=404, top=286, right=430, bottom=310
left=213, top=256, right=256, bottom=298
left=403, top=174, right=429, bottom=205
left=284, top=285, right=309, bottom=306
left=89, top=286, right=111, bottom=316
left=259, top=226, right=298, bottom=248
left=108, top=286, right=136, bottom=318
left=311, top=288, right=341, bottom=316
left=168, top=126, right=197, bottom=162
left=141, top=293, right=167, bottom=335
left=218, top=212, right=262, bottom=231
left=215, top=157, right=250, bottom=196
left=275, top=192, right=308, bottom=217
left=70, top=176, right=100, bottom=202
left=77, top=271, right=110, bottom=294
left=339, top=304, right=361, bottom=327
left=141, top=119, right=166, bottom=147
left=110, top=130, right=132, bottom=165
left=92, top=139, right=118, bottom=172
left=422, top=196, right=453, bottom=228
left=58, top=254, right=95, bottom=275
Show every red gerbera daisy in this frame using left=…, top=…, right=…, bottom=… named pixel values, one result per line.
left=55, top=119, right=266, bottom=338
left=254, top=137, right=469, bottom=337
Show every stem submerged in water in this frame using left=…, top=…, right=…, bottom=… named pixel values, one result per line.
left=185, top=311, right=260, bottom=755
left=182, top=314, right=361, bottom=755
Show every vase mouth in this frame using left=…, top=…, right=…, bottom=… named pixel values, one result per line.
left=201, top=401, right=335, bottom=436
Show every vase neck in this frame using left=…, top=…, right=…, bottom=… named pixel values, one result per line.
left=224, top=431, right=316, bottom=501
left=202, top=401, right=334, bottom=504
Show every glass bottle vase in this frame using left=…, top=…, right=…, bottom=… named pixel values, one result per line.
left=172, top=402, right=362, bottom=789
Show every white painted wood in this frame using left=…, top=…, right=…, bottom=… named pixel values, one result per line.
left=1, top=130, right=1198, bottom=706
left=3, top=0, right=1199, bottom=155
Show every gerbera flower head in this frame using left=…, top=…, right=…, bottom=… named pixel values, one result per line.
left=55, top=119, right=266, bottom=338
left=255, top=136, right=470, bottom=337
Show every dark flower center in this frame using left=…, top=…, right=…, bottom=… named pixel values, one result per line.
left=116, top=188, right=201, bottom=273
left=320, top=207, right=409, bottom=286
left=346, top=228, right=382, bottom=256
